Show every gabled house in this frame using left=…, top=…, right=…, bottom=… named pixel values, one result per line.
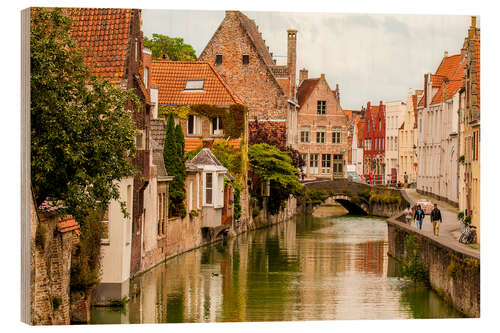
left=417, top=50, right=465, bottom=204
left=296, top=70, right=348, bottom=179
left=198, top=11, right=299, bottom=148
left=360, top=101, right=386, bottom=184
left=398, top=89, right=422, bottom=185
left=384, top=100, right=406, bottom=184
left=459, top=17, right=480, bottom=242
left=66, top=8, right=154, bottom=300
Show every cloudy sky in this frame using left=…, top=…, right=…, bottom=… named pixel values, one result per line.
left=142, top=10, right=473, bottom=110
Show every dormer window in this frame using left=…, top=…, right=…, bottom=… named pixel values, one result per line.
left=184, top=79, right=205, bottom=91
left=242, top=54, right=249, bottom=65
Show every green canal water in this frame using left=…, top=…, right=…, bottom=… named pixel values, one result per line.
left=90, top=214, right=464, bottom=324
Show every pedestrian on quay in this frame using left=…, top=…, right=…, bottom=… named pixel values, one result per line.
left=430, top=203, right=443, bottom=236
left=403, top=205, right=412, bottom=224
left=414, top=205, right=425, bottom=230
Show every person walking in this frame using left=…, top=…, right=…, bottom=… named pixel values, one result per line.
left=414, top=205, right=425, bottom=230
left=430, top=203, right=443, bottom=236
left=404, top=172, right=409, bottom=188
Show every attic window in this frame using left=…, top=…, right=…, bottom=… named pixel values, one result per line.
left=215, top=54, right=222, bottom=65
left=185, top=79, right=205, bottom=91
left=242, top=54, right=249, bottom=65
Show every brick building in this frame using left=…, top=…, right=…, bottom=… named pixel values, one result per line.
left=198, top=10, right=299, bottom=148
left=296, top=70, right=348, bottom=179
left=458, top=17, right=480, bottom=241
left=149, top=59, right=251, bottom=231
left=67, top=8, right=156, bottom=297
left=360, top=101, right=386, bottom=184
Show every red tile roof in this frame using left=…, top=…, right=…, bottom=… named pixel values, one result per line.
left=66, top=8, right=135, bottom=84
left=432, top=58, right=465, bottom=104
left=297, top=78, right=319, bottom=107
left=151, top=60, right=243, bottom=105
left=57, top=215, right=80, bottom=233
left=435, top=54, right=462, bottom=80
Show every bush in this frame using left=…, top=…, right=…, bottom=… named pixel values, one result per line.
left=70, top=210, right=104, bottom=292
left=305, top=188, right=329, bottom=206
left=357, top=188, right=371, bottom=201
left=400, top=234, right=428, bottom=284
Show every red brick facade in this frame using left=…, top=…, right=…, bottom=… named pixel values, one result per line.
left=296, top=73, right=348, bottom=179
left=360, top=101, right=386, bottom=184
left=198, top=11, right=298, bottom=146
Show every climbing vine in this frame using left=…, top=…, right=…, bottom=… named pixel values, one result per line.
left=158, top=104, right=247, bottom=139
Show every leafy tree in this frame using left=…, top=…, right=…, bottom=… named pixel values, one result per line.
left=249, top=119, right=305, bottom=172
left=30, top=8, right=138, bottom=221
left=163, top=114, right=186, bottom=218
left=248, top=144, right=302, bottom=214
left=143, top=33, right=197, bottom=61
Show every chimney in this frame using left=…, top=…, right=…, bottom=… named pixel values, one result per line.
left=444, top=50, right=448, bottom=57
left=287, top=29, right=298, bottom=100
left=299, top=68, right=308, bottom=82
left=320, top=73, right=325, bottom=80
left=202, top=139, right=214, bottom=150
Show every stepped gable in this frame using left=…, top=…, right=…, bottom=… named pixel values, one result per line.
left=151, top=60, right=242, bottom=105
left=66, top=8, right=135, bottom=83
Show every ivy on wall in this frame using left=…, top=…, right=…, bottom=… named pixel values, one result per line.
left=158, top=104, right=247, bottom=139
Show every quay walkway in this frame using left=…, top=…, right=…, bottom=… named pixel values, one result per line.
left=402, top=188, right=479, bottom=258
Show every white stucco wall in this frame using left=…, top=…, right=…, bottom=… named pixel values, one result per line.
left=385, top=101, right=406, bottom=183
left=100, top=177, right=134, bottom=284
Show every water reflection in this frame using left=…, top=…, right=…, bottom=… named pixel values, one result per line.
left=91, top=214, right=463, bottom=323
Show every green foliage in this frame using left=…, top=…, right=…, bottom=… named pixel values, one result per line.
left=400, top=234, right=428, bottom=284
left=158, top=104, right=246, bottom=139
left=143, top=33, right=197, bottom=61
left=108, top=297, right=129, bottom=308
left=357, top=189, right=371, bottom=201
left=233, top=185, right=242, bottom=221
left=459, top=155, right=465, bottom=164
left=304, top=188, right=329, bottom=206
left=189, top=209, right=199, bottom=218
left=212, top=141, right=242, bottom=180
left=447, top=261, right=459, bottom=279
left=457, top=211, right=465, bottom=222
left=248, top=144, right=302, bottom=194
left=186, top=145, right=203, bottom=160
left=249, top=144, right=302, bottom=215
left=368, top=190, right=402, bottom=206
left=30, top=8, right=138, bottom=221
left=164, top=114, right=186, bottom=218
left=70, top=210, right=104, bottom=292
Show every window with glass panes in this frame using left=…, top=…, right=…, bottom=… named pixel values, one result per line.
left=332, top=127, right=341, bottom=144
left=310, top=154, right=319, bottom=174
left=316, top=127, right=326, bottom=143
left=333, top=154, right=343, bottom=176
left=317, top=101, right=326, bottom=115
left=321, top=154, right=331, bottom=174
left=300, top=127, right=310, bottom=143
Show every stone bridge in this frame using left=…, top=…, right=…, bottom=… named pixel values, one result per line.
left=303, top=178, right=406, bottom=217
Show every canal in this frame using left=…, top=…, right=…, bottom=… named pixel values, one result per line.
left=91, top=214, right=464, bottom=324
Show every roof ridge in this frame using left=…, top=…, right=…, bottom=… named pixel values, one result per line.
left=234, top=12, right=288, bottom=98
left=205, top=62, right=243, bottom=105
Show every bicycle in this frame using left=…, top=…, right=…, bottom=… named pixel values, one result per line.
left=459, top=222, right=477, bottom=244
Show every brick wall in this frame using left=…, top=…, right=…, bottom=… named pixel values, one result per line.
left=199, top=11, right=289, bottom=122
left=30, top=198, right=79, bottom=325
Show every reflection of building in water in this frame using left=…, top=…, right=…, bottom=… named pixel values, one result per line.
left=353, top=241, right=385, bottom=276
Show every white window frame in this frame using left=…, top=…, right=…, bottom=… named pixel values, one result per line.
left=332, top=127, right=341, bottom=144
left=310, top=154, right=319, bottom=175
left=204, top=172, right=213, bottom=205
left=188, top=114, right=197, bottom=136
left=300, top=127, right=310, bottom=143
left=211, top=117, right=223, bottom=136
left=321, top=154, right=331, bottom=174
left=316, top=127, right=326, bottom=144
